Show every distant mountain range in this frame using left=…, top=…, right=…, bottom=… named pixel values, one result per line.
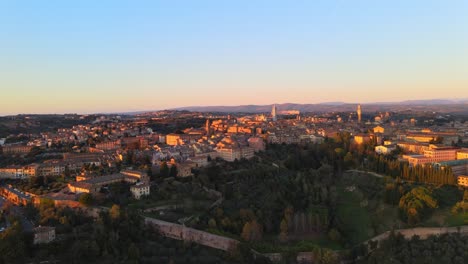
left=376, top=99, right=468, bottom=105
left=173, top=99, right=468, bottom=114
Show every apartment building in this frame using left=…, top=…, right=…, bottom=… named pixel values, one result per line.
left=130, top=182, right=150, bottom=199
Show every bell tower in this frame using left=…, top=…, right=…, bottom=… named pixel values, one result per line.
left=205, top=119, right=211, bottom=136
left=357, top=104, right=362, bottom=123
left=271, top=104, right=277, bottom=122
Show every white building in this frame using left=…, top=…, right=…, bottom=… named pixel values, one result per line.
left=375, top=145, right=397, bottom=155
left=130, top=182, right=150, bottom=199
left=33, top=226, right=56, bottom=244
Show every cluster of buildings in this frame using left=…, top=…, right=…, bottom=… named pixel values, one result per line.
left=0, top=184, right=34, bottom=206
left=0, top=153, right=116, bottom=179
left=0, top=106, right=331, bottom=210
left=1, top=105, right=467, bottom=251
left=402, top=145, right=466, bottom=166
left=2, top=104, right=468, bottom=199
left=309, top=105, right=468, bottom=188
left=0, top=106, right=326, bottom=173
left=0, top=164, right=40, bottom=180
left=0, top=144, right=34, bottom=155
left=145, top=107, right=326, bottom=167
left=68, top=169, right=150, bottom=199
left=354, top=112, right=468, bottom=187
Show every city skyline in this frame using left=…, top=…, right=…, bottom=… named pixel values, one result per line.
left=2, top=0, right=468, bottom=115
left=1, top=2, right=468, bottom=263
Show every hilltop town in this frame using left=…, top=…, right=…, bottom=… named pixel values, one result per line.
left=0, top=105, right=467, bottom=263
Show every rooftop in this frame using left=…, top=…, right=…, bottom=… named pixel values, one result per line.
left=33, top=226, right=55, bottom=233
left=131, top=182, right=150, bottom=189
left=1, top=185, right=33, bottom=199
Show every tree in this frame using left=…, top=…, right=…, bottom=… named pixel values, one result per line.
left=241, top=220, right=262, bottom=242
left=160, top=162, right=169, bottom=177
left=109, top=204, right=121, bottom=220
left=344, top=152, right=354, bottom=168
left=208, top=218, right=217, bottom=229
left=241, top=222, right=251, bottom=241
left=127, top=242, right=140, bottom=262
left=79, top=193, right=93, bottom=206
left=328, top=228, right=341, bottom=243
left=279, top=218, right=288, bottom=242
left=169, top=165, right=178, bottom=177
left=284, top=206, right=294, bottom=226
left=0, top=221, right=26, bottom=263
left=320, top=248, right=338, bottom=264
left=399, top=187, right=437, bottom=225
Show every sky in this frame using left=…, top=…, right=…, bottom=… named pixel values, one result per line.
left=1, top=0, right=468, bottom=115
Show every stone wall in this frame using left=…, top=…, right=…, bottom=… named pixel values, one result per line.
left=32, top=197, right=82, bottom=208
left=260, top=253, right=283, bottom=262
left=53, top=199, right=82, bottom=208
left=145, top=217, right=239, bottom=252
left=262, top=226, right=468, bottom=264
left=145, top=213, right=467, bottom=264
left=366, top=226, right=468, bottom=246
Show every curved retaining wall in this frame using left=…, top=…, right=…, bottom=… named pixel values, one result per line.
left=144, top=215, right=467, bottom=264
left=144, top=217, right=239, bottom=252
left=365, top=226, right=468, bottom=245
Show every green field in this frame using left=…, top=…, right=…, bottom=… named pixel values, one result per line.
left=445, top=212, right=468, bottom=226
left=335, top=172, right=403, bottom=245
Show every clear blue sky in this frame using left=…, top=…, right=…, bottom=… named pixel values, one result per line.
left=1, top=0, right=468, bottom=115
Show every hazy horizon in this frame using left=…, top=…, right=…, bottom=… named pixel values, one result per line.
left=2, top=1, right=468, bottom=115
left=1, top=97, right=468, bottom=116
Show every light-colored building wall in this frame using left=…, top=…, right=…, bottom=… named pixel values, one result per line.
left=1, top=145, right=33, bottom=155
left=405, top=146, right=458, bottom=166
left=216, top=148, right=242, bottom=162
left=177, top=161, right=196, bottom=177
left=33, top=227, right=56, bottom=244
left=354, top=135, right=371, bottom=145
left=131, top=183, right=150, bottom=199
left=166, top=134, right=190, bottom=146
left=373, top=126, right=385, bottom=134
left=457, top=175, right=468, bottom=187
left=397, top=142, right=431, bottom=154
left=375, top=145, right=396, bottom=155
left=457, top=150, right=468, bottom=160
left=0, top=167, right=25, bottom=179
left=95, top=140, right=121, bottom=151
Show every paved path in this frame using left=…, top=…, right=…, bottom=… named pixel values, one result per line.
left=346, top=169, right=386, bottom=178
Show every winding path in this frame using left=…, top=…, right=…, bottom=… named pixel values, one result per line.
left=346, top=169, right=386, bottom=178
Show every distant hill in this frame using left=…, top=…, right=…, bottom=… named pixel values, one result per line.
left=173, top=99, right=468, bottom=114
left=376, top=99, right=468, bottom=105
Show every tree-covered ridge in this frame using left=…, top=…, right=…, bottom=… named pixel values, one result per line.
left=0, top=132, right=465, bottom=263
left=0, top=203, right=247, bottom=264
left=191, top=140, right=465, bottom=254
left=197, top=162, right=337, bottom=242
left=359, top=232, right=468, bottom=264
left=368, top=154, right=456, bottom=186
